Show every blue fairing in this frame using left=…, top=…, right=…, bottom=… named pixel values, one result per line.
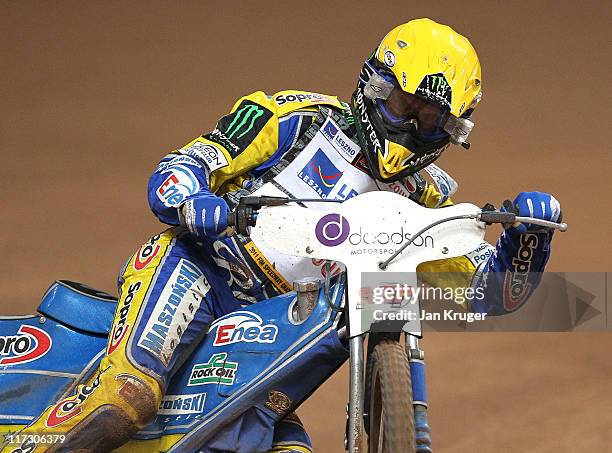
left=0, top=315, right=107, bottom=424
left=0, top=277, right=348, bottom=452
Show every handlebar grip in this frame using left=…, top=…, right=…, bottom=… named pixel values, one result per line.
left=479, top=211, right=516, bottom=224
left=514, top=216, right=568, bottom=232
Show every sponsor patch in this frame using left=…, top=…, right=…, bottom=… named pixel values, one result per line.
left=46, top=366, right=110, bottom=427
left=243, top=241, right=292, bottom=293
left=315, top=213, right=351, bottom=247
left=188, top=352, right=238, bottom=386
left=138, top=259, right=211, bottom=366
left=156, top=155, right=203, bottom=172
left=210, top=311, right=278, bottom=346
left=181, top=141, right=229, bottom=172
left=415, top=72, right=452, bottom=110
left=383, top=50, right=396, bottom=67
left=273, top=92, right=334, bottom=106
left=265, top=390, right=292, bottom=416
left=206, top=128, right=240, bottom=156
left=215, top=100, right=273, bottom=155
left=0, top=325, right=52, bottom=366
left=321, top=117, right=360, bottom=163
left=133, top=234, right=162, bottom=271
left=503, top=234, right=538, bottom=311
left=158, top=392, right=206, bottom=415
left=386, top=176, right=417, bottom=198
left=107, top=281, right=141, bottom=355
left=423, top=164, right=458, bottom=206
left=465, top=242, right=495, bottom=268
left=298, top=149, right=344, bottom=198
left=156, top=165, right=200, bottom=207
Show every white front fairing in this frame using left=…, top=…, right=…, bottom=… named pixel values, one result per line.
left=252, top=191, right=486, bottom=337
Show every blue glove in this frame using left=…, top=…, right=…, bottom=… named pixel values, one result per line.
left=502, top=191, right=561, bottom=233
left=470, top=191, right=560, bottom=315
left=180, top=194, right=229, bottom=238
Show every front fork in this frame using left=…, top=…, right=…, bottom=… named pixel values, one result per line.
left=344, top=334, right=432, bottom=453
left=347, top=335, right=365, bottom=453
left=407, top=334, right=432, bottom=452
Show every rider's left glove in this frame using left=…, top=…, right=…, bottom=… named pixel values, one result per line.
left=470, top=191, right=561, bottom=315
left=501, top=191, right=561, bottom=234
left=180, top=194, right=229, bottom=238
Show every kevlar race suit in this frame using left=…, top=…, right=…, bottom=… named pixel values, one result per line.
left=7, top=90, right=553, bottom=453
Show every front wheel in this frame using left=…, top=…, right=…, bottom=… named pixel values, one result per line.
left=367, top=339, right=415, bottom=453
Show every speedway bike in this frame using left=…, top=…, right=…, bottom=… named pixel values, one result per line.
left=0, top=191, right=566, bottom=452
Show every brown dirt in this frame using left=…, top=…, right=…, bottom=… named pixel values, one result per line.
left=1, top=1, right=610, bottom=451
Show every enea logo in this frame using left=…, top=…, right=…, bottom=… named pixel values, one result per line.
left=298, top=149, right=344, bottom=198
left=188, top=352, right=238, bottom=386
left=210, top=312, right=278, bottom=346
left=107, top=281, right=141, bottom=355
left=156, top=165, right=199, bottom=208
left=0, top=325, right=52, bottom=366
left=315, top=213, right=350, bottom=247
left=46, top=366, right=110, bottom=427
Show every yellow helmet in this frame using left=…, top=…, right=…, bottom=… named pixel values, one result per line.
left=352, top=18, right=482, bottom=182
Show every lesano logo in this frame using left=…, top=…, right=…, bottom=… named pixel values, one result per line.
left=188, top=352, right=238, bottom=386
left=0, top=325, right=52, bottom=366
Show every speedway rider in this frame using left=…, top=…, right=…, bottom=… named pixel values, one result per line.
left=8, top=18, right=561, bottom=453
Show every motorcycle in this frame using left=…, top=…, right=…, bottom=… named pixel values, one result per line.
left=0, top=191, right=567, bottom=452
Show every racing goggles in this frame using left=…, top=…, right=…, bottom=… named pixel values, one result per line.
left=364, top=72, right=474, bottom=146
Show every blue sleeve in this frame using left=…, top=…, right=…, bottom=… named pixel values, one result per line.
left=147, top=154, right=213, bottom=225
left=470, top=227, right=553, bottom=315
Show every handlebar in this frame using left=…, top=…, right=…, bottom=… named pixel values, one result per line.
left=478, top=211, right=568, bottom=232
left=226, top=196, right=568, bottom=237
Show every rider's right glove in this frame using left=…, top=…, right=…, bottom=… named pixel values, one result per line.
left=179, top=194, right=229, bottom=239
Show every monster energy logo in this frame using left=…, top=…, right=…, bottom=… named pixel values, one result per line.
left=225, top=104, right=265, bottom=139
left=188, top=353, right=238, bottom=386
left=345, top=112, right=355, bottom=125
left=417, top=73, right=452, bottom=108
left=430, top=75, right=448, bottom=93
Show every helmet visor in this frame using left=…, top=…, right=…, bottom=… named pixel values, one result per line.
left=378, top=88, right=450, bottom=141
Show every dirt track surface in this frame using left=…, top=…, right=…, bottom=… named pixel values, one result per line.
left=1, top=1, right=611, bottom=451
